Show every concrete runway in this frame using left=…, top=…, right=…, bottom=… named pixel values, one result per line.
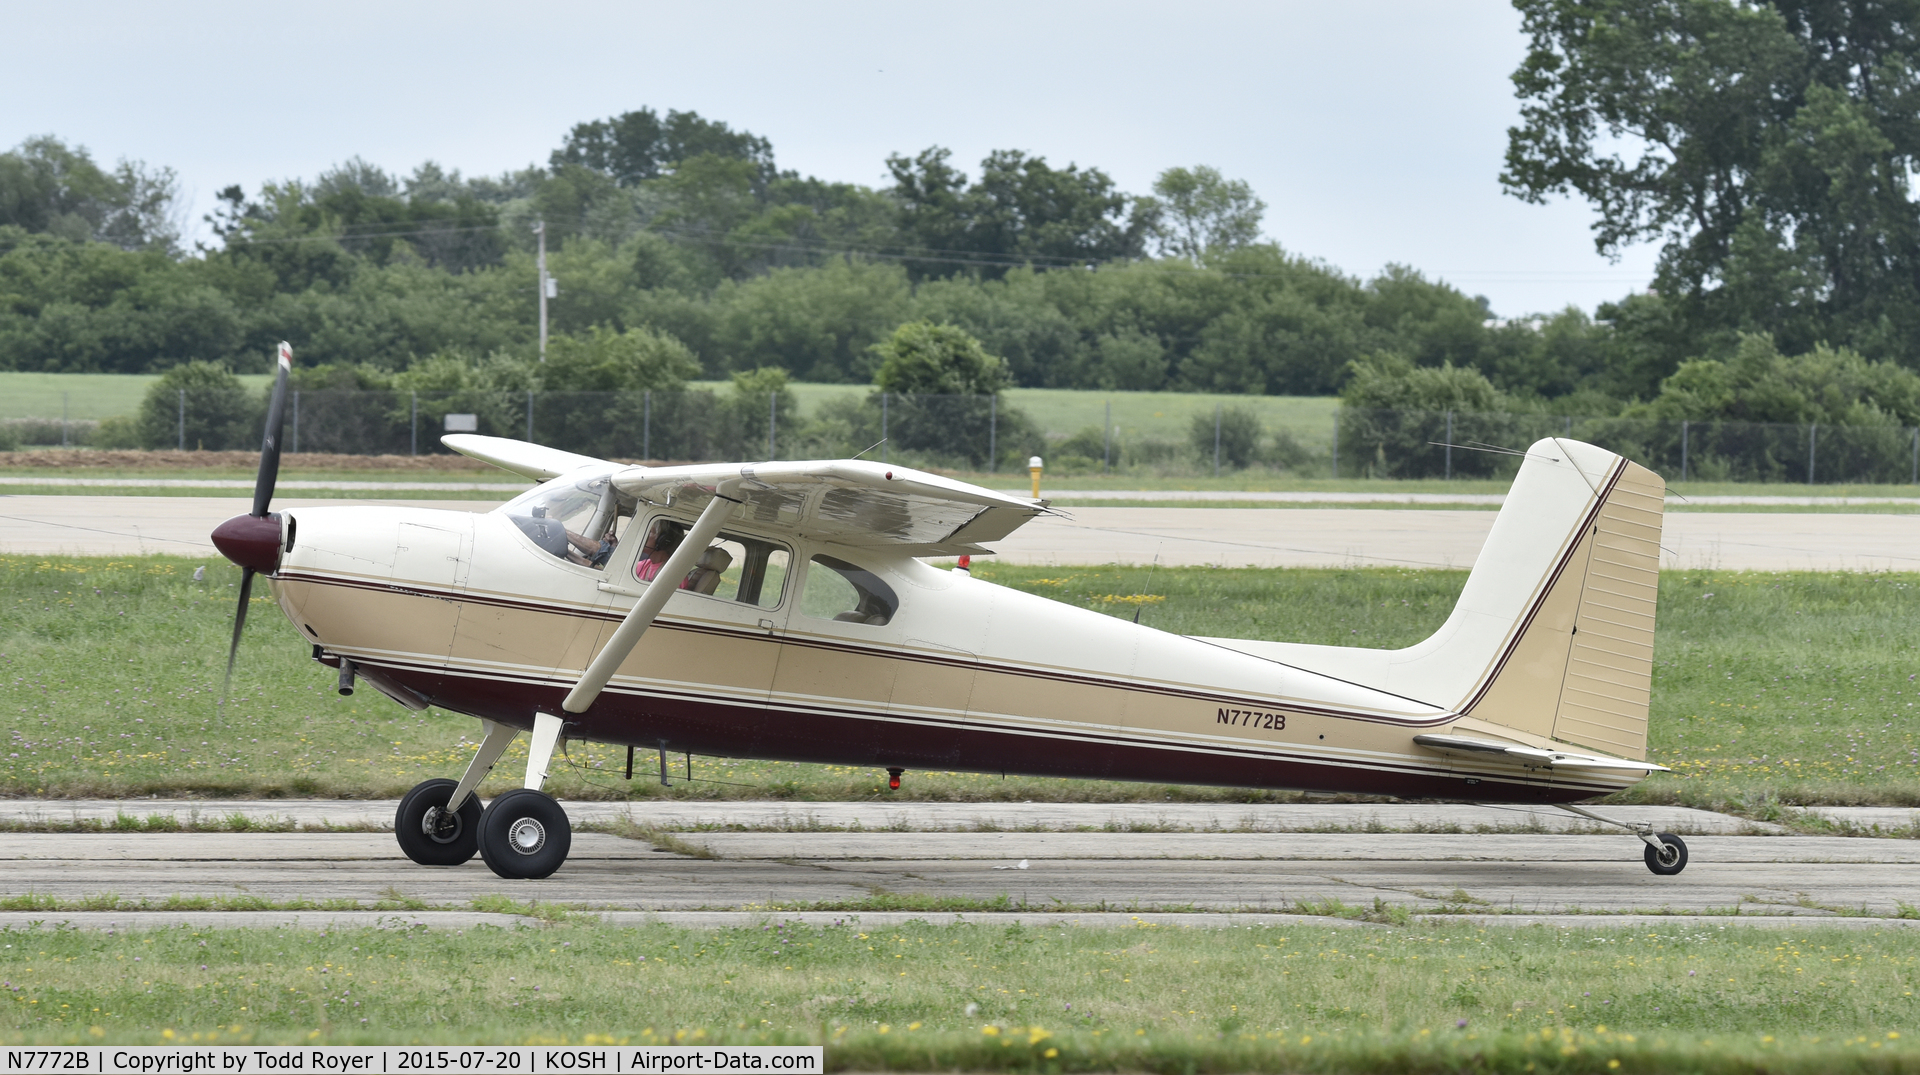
left=5, top=494, right=1919, bottom=570
left=1, top=799, right=1793, bottom=834
left=1, top=801, right=1914, bottom=928
left=5, top=828, right=1919, bottom=921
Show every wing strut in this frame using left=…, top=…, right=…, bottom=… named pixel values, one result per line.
left=561, top=479, right=742, bottom=714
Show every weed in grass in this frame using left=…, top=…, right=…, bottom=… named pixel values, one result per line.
left=6, top=555, right=1920, bottom=808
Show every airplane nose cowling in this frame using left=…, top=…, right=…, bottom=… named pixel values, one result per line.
left=212, top=513, right=283, bottom=574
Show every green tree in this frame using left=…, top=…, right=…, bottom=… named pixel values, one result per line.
left=886, top=148, right=1153, bottom=278
left=542, top=325, right=700, bottom=391
left=135, top=360, right=259, bottom=450
left=868, top=321, right=1023, bottom=468
left=871, top=321, right=1011, bottom=395
left=1635, top=333, right=1920, bottom=425
left=1504, top=0, right=1920, bottom=366
left=717, top=366, right=800, bottom=459
left=1148, top=166, right=1266, bottom=262
left=1338, top=353, right=1517, bottom=478
left=551, top=108, right=775, bottom=187
left=0, top=136, right=179, bottom=251
left=1189, top=405, right=1265, bottom=469
left=711, top=260, right=911, bottom=382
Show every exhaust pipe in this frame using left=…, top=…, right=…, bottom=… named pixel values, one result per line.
left=338, top=658, right=356, bottom=696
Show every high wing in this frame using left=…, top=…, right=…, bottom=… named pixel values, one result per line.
left=443, top=434, right=612, bottom=482
left=609, top=459, right=1051, bottom=557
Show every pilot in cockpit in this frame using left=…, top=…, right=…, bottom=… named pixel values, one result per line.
left=564, top=525, right=618, bottom=568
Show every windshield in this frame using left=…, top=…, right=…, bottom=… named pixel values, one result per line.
left=500, top=471, right=633, bottom=567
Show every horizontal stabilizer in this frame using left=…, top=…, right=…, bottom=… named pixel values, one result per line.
left=1412, top=734, right=1667, bottom=773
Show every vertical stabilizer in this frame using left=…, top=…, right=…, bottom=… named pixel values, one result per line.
left=1459, top=449, right=1664, bottom=758
left=1198, top=438, right=1665, bottom=760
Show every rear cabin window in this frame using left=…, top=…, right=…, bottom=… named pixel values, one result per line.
left=633, top=518, right=788, bottom=609
left=800, top=555, right=898, bottom=626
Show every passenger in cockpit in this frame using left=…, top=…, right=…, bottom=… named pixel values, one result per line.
left=634, top=524, right=684, bottom=582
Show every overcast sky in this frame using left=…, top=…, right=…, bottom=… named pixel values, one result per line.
left=7, top=0, right=1660, bottom=316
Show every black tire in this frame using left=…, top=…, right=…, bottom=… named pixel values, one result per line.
left=478, top=788, right=572, bottom=880
left=394, top=778, right=481, bottom=866
left=1643, top=832, right=1688, bottom=875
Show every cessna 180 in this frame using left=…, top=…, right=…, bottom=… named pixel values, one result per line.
left=213, top=345, right=1684, bottom=881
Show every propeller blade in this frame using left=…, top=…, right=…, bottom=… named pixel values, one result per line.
left=252, top=341, right=293, bottom=518
left=218, top=567, right=255, bottom=715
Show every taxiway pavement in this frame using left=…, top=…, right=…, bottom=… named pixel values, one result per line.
left=3, top=495, right=1917, bottom=570
left=2, top=829, right=1917, bottom=922
left=1, top=801, right=1915, bottom=925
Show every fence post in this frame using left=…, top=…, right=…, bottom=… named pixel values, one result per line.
left=177, top=389, right=185, bottom=451
left=525, top=390, right=533, bottom=442
left=881, top=392, right=889, bottom=463
left=60, top=391, right=68, bottom=448
left=1680, top=420, right=1689, bottom=482
left=1565, top=415, right=1572, bottom=436
left=1444, top=410, right=1454, bottom=480
left=1331, top=412, right=1338, bottom=478
left=1807, top=422, right=1817, bottom=485
left=643, top=390, right=651, bottom=462
left=1912, top=427, right=1917, bottom=485
left=768, top=391, right=777, bottom=460
left=1211, top=402, right=1222, bottom=477
left=291, top=390, right=300, bottom=454
left=988, top=394, right=997, bottom=473
left=1102, top=400, right=1112, bottom=474
left=410, top=391, right=418, bottom=456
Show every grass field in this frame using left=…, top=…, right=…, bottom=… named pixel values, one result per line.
left=0, top=373, right=274, bottom=420
left=3, top=555, right=1916, bottom=809
left=683, top=381, right=1345, bottom=444
left=0, top=918, right=1914, bottom=1069
left=1, top=373, right=1340, bottom=443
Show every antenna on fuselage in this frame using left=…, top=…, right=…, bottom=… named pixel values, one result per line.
left=850, top=436, right=888, bottom=461
left=1133, top=549, right=1162, bottom=625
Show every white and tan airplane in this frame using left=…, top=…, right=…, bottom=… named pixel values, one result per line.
left=214, top=346, right=1684, bottom=880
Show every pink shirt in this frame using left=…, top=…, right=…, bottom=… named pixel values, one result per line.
left=635, top=557, right=664, bottom=582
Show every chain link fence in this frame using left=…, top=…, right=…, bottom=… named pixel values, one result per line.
left=9, top=391, right=1920, bottom=485
left=1335, top=409, right=1920, bottom=484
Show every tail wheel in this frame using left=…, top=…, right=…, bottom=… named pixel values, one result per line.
left=479, top=788, right=572, bottom=880
left=395, top=778, right=481, bottom=866
left=1643, top=832, right=1688, bottom=875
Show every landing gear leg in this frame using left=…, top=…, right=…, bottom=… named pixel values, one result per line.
left=1559, top=804, right=1688, bottom=876
left=479, top=712, right=572, bottom=880
left=395, top=719, right=519, bottom=866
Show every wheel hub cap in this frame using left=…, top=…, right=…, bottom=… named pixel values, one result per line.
left=422, top=805, right=462, bottom=844
left=508, top=817, right=546, bottom=855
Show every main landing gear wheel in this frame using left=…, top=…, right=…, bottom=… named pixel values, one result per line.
left=394, top=778, right=481, bottom=866
left=479, top=788, right=572, bottom=880
left=1643, top=832, right=1688, bottom=875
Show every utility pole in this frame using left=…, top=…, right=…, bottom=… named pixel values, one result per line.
left=535, top=220, right=550, bottom=361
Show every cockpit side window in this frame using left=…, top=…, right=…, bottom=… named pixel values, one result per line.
left=502, top=474, right=631, bottom=568
left=800, top=554, right=898, bottom=626
left=633, top=518, right=789, bottom=610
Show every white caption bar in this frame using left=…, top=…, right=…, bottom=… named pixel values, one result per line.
left=0, top=1046, right=824, bottom=1074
